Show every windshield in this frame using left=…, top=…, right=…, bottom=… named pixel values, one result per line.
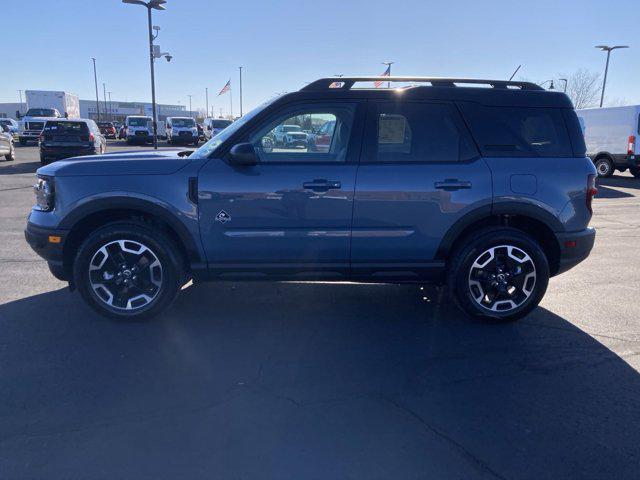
left=171, top=118, right=195, bottom=128
left=211, top=120, right=232, bottom=129
left=26, top=108, right=58, bottom=117
left=190, top=98, right=278, bottom=159
left=43, top=121, right=88, bottom=134
left=128, top=117, right=150, bottom=127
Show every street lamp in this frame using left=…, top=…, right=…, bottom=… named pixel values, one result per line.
left=187, top=95, right=192, bottom=118
left=558, top=78, right=568, bottom=93
left=595, top=45, right=629, bottom=108
left=91, top=58, right=100, bottom=121
left=122, top=0, right=167, bottom=149
left=539, top=79, right=555, bottom=90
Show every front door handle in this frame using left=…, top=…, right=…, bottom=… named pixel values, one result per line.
left=434, top=179, right=472, bottom=191
left=303, top=179, right=341, bottom=191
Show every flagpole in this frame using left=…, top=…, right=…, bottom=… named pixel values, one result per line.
left=382, top=61, right=394, bottom=88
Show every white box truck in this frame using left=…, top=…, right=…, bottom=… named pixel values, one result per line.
left=577, top=105, right=640, bottom=178
left=18, top=91, right=81, bottom=145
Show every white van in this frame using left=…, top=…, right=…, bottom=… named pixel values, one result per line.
left=166, top=116, right=198, bottom=146
left=203, top=118, right=233, bottom=140
left=577, top=105, right=640, bottom=178
left=125, top=115, right=153, bottom=145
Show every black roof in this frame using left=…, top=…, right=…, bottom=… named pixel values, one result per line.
left=290, top=77, right=573, bottom=108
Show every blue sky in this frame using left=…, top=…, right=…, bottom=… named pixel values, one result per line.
left=1, top=0, right=638, bottom=114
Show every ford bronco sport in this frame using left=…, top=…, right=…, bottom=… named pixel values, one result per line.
left=25, top=77, right=597, bottom=321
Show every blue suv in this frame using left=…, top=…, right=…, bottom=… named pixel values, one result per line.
left=25, top=77, right=597, bottom=321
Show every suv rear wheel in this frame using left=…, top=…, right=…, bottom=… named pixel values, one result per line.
left=73, top=221, right=183, bottom=320
left=448, top=227, right=549, bottom=322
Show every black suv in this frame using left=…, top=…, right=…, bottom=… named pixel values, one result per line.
left=39, top=119, right=106, bottom=165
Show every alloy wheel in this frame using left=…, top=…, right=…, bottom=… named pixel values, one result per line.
left=89, top=239, right=163, bottom=311
left=468, top=244, right=536, bottom=312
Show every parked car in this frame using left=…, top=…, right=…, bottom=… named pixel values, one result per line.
left=97, top=122, right=117, bottom=139
left=118, top=124, right=127, bottom=140
left=576, top=105, right=640, bottom=178
left=166, top=116, right=199, bottom=146
left=25, top=76, right=596, bottom=322
left=273, top=124, right=307, bottom=148
left=0, top=118, right=20, bottom=140
left=197, top=123, right=205, bottom=141
left=307, top=120, right=335, bottom=152
left=203, top=118, right=232, bottom=139
left=39, top=119, right=106, bottom=165
left=125, top=115, right=153, bottom=145
left=0, top=124, right=16, bottom=161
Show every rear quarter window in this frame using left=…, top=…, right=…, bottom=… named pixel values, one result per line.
left=459, top=104, right=574, bottom=158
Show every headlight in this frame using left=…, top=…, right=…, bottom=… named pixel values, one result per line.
left=33, top=175, right=55, bottom=212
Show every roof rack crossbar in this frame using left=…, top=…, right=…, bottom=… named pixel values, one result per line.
left=302, top=77, right=544, bottom=91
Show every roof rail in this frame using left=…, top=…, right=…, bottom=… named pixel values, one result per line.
left=301, top=77, right=544, bottom=92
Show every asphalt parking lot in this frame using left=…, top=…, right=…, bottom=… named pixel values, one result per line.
left=1, top=143, right=640, bottom=479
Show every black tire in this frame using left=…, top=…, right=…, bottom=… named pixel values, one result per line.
left=447, top=227, right=549, bottom=322
left=73, top=221, right=184, bottom=321
left=40, top=153, right=48, bottom=165
left=5, top=142, right=15, bottom=161
left=594, top=157, right=614, bottom=178
left=630, top=166, right=640, bottom=179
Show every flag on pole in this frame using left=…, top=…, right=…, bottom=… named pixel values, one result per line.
left=374, top=65, right=391, bottom=88
left=218, top=79, right=231, bottom=96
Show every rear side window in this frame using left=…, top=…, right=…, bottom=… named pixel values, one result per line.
left=43, top=122, right=88, bottom=134
left=364, top=102, right=478, bottom=163
left=460, top=104, right=573, bottom=157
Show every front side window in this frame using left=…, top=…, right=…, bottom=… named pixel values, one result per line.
left=249, top=103, right=356, bottom=163
left=365, top=102, right=477, bottom=163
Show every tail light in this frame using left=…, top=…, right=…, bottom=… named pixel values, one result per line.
left=628, top=135, right=636, bottom=156
left=39, top=134, right=44, bottom=142
left=89, top=132, right=94, bottom=142
left=586, top=174, right=597, bottom=215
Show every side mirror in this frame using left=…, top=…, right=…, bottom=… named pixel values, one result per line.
left=229, top=142, right=258, bottom=166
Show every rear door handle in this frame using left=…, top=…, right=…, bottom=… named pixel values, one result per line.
left=434, top=179, right=472, bottom=191
left=303, top=179, right=341, bottom=191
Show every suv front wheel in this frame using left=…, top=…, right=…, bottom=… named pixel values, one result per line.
left=448, top=227, right=549, bottom=322
left=73, top=221, right=183, bottom=320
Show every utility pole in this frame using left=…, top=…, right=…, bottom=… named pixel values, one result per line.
left=107, top=92, right=113, bottom=121
left=238, top=66, right=243, bottom=117
left=18, top=90, right=23, bottom=115
left=102, top=83, right=108, bottom=122
left=92, top=58, right=100, bottom=122
left=188, top=95, right=192, bottom=118
left=205, top=88, right=209, bottom=118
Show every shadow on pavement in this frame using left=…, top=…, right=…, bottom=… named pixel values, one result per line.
left=596, top=175, right=640, bottom=199
left=1, top=282, right=638, bottom=479
left=0, top=161, right=40, bottom=175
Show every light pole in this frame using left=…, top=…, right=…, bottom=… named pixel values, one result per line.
left=107, top=91, right=113, bottom=121
left=122, top=0, right=167, bottom=149
left=595, top=45, right=629, bottom=108
left=205, top=88, right=209, bottom=118
left=238, top=66, right=243, bottom=117
left=382, top=61, right=394, bottom=88
left=18, top=90, right=23, bottom=115
left=187, top=95, right=192, bottom=118
left=91, top=58, right=100, bottom=122
left=540, top=79, right=555, bottom=90
left=102, top=82, right=108, bottom=122
left=558, top=78, right=568, bottom=93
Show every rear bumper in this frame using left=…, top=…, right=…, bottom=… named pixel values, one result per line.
left=555, top=228, right=595, bottom=275
left=24, top=222, right=69, bottom=279
left=40, top=145, right=95, bottom=159
left=626, top=154, right=640, bottom=168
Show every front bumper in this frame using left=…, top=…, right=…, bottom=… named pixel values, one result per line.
left=24, top=222, right=68, bottom=279
left=555, top=227, right=596, bottom=275
left=170, top=133, right=198, bottom=143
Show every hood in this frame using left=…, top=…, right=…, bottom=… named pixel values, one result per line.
left=38, top=149, right=194, bottom=177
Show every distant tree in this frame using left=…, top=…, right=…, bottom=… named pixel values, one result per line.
left=605, top=96, right=629, bottom=107
left=565, top=69, right=601, bottom=109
